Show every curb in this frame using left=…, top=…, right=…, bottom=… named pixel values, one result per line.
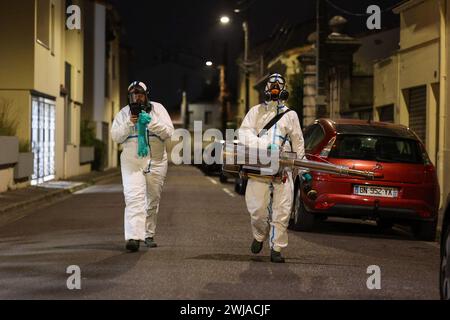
left=0, top=170, right=120, bottom=216
left=90, top=170, right=121, bottom=184
left=0, top=188, right=72, bottom=215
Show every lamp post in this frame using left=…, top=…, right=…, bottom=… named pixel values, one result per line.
left=242, top=20, right=250, bottom=114
left=219, top=14, right=251, bottom=126
left=219, top=16, right=231, bottom=134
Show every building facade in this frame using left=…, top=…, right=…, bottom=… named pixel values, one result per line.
left=373, top=0, right=450, bottom=223
left=0, top=0, right=123, bottom=192
left=83, top=2, right=122, bottom=170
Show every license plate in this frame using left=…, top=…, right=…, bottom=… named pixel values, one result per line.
left=353, top=185, right=398, bottom=198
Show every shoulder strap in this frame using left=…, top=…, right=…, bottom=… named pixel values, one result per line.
left=145, top=102, right=153, bottom=113
left=257, top=109, right=292, bottom=137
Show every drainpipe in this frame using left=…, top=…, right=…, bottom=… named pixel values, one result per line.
left=438, top=0, right=448, bottom=226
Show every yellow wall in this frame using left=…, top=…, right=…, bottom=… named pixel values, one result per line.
left=0, top=2, right=35, bottom=89
left=0, top=169, right=14, bottom=193
left=399, top=0, right=440, bottom=50
left=62, top=0, right=85, bottom=178
left=398, top=41, right=440, bottom=89
left=373, top=55, right=399, bottom=121
left=34, top=0, right=63, bottom=98
left=381, top=1, right=442, bottom=163
left=64, top=0, right=84, bottom=105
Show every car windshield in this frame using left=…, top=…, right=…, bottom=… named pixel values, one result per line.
left=328, top=135, right=425, bottom=164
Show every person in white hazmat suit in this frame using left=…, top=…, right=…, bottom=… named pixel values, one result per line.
left=238, top=73, right=305, bottom=263
left=111, top=81, right=174, bottom=252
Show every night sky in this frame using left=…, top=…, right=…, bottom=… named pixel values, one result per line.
left=112, top=0, right=400, bottom=114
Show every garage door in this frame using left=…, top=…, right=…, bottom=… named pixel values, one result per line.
left=408, top=86, right=426, bottom=146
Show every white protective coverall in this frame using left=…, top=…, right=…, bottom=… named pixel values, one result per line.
left=111, top=102, right=174, bottom=241
left=239, top=101, right=305, bottom=252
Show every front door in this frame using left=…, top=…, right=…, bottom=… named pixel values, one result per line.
left=31, top=96, right=56, bottom=185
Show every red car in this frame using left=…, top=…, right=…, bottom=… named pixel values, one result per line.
left=289, top=119, right=440, bottom=241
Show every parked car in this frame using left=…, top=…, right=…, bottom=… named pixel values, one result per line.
left=289, top=118, right=440, bottom=241
left=440, top=193, right=450, bottom=300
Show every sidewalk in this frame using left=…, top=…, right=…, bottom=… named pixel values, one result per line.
left=0, top=168, right=120, bottom=215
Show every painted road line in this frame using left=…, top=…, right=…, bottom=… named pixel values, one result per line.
left=207, top=177, right=218, bottom=185
left=223, top=188, right=236, bottom=198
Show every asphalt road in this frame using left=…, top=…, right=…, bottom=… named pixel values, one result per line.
left=0, top=165, right=441, bottom=299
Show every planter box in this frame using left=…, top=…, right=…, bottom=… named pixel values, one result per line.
left=80, top=146, right=95, bottom=164
left=0, top=136, right=19, bottom=166
left=14, top=152, right=34, bottom=179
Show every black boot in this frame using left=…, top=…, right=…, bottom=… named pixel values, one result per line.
left=251, top=239, right=263, bottom=254
left=126, top=239, right=140, bottom=252
left=270, top=249, right=285, bottom=263
left=145, top=237, right=157, bottom=248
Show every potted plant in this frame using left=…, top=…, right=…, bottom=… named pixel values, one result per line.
left=0, top=99, right=19, bottom=166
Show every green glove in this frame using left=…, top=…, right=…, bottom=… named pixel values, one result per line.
left=139, top=111, right=152, bottom=126
left=137, top=111, right=152, bottom=158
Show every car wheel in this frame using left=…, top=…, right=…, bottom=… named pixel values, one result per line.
left=234, top=178, right=241, bottom=193
left=412, top=220, right=437, bottom=241
left=201, top=163, right=212, bottom=176
left=234, top=177, right=247, bottom=195
left=441, top=226, right=450, bottom=300
left=219, top=172, right=228, bottom=183
left=289, top=184, right=315, bottom=231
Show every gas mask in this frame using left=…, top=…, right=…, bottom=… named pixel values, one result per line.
left=128, top=81, right=152, bottom=116
left=264, top=73, right=289, bottom=102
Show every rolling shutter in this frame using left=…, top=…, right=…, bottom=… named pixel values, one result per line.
left=408, top=86, right=426, bottom=146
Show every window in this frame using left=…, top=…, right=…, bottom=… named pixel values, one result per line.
left=378, top=105, right=394, bottom=123
left=37, top=0, right=50, bottom=48
left=328, top=135, right=424, bottom=164
left=407, top=86, right=427, bottom=146
left=65, top=62, right=72, bottom=99
left=303, top=124, right=325, bottom=151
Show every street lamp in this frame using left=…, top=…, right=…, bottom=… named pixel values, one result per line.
left=220, top=16, right=230, bottom=25
left=220, top=12, right=250, bottom=113
left=242, top=21, right=250, bottom=114
left=205, top=61, right=213, bottom=67
left=221, top=12, right=250, bottom=114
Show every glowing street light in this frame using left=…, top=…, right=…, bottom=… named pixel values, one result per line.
left=205, top=61, right=213, bottom=67
left=220, top=16, right=230, bottom=24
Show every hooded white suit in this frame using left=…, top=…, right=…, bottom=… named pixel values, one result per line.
left=239, top=101, right=305, bottom=252
left=111, top=101, right=174, bottom=241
